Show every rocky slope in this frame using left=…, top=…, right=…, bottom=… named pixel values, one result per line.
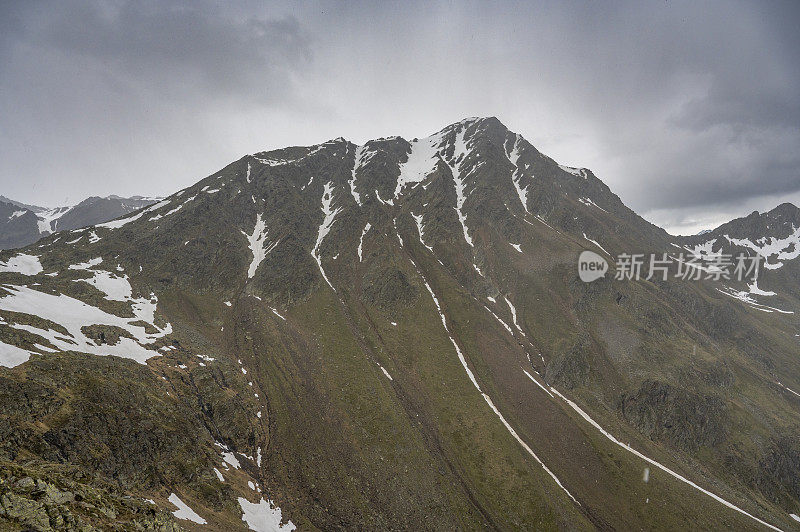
left=0, top=117, right=798, bottom=530
left=0, top=196, right=159, bottom=250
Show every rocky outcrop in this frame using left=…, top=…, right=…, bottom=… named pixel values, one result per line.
left=0, top=461, right=180, bottom=531
left=619, top=379, right=728, bottom=452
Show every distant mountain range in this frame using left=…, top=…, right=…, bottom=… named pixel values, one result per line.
left=0, top=117, right=799, bottom=530
left=0, top=195, right=160, bottom=249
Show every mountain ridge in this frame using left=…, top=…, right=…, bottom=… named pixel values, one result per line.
left=0, top=194, right=161, bottom=250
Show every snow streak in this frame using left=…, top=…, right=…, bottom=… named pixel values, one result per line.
left=504, top=296, right=526, bottom=336
left=414, top=266, right=576, bottom=503
left=549, top=386, right=783, bottom=531
left=349, top=145, right=373, bottom=206
left=241, top=214, right=278, bottom=279
left=358, top=223, right=371, bottom=262
left=449, top=129, right=474, bottom=247
left=412, top=212, right=434, bottom=252
left=506, top=135, right=530, bottom=213
left=312, top=183, right=341, bottom=290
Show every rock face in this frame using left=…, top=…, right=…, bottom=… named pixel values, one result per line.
left=619, top=379, right=728, bottom=452
left=0, top=463, right=180, bottom=531
left=0, top=117, right=799, bottom=530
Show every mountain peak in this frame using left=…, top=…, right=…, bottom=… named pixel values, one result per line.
left=2, top=117, right=799, bottom=532
left=767, top=201, right=799, bottom=218
left=436, top=115, right=509, bottom=136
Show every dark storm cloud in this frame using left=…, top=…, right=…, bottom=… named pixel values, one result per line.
left=40, top=1, right=310, bottom=102
left=0, top=0, right=798, bottom=234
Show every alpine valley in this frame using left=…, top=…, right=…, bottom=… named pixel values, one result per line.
left=1, top=117, right=799, bottom=531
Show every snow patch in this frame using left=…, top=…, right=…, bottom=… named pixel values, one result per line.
left=239, top=497, right=295, bottom=532
left=578, top=197, right=608, bottom=213
left=394, top=133, right=443, bottom=198
left=522, top=368, right=553, bottom=398
left=75, top=270, right=133, bottom=300
left=222, top=451, right=240, bottom=469
left=558, top=165, right=586, bottom=178
left=97, top=199, right=169, bottom=229
left=448, top=129, right=474, bottom=247
left=0, top=254, right=43, bottom=276
left=36, top=207, right=71, bottom=234
left=484, top=305, right=513, bottom=334
left=168, top=494, right=206, bottom=525
left=716, top=287, right=794, bottom=314
left=242, top=214, right=278, bottom=279
left=725, top=225, right=800, bottom=270
left=0, top=284, right=171, bottom=364
left=374, top=190, right=393, bottom=206
left=0, top=340, right=34, bottom=368
left=149, top=195, right=196, bottom=222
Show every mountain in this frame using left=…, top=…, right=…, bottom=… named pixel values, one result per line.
left=679, top=202, right=800, bottom=313
left=0, top=195, right=160, bottom=250
left=0, top=117, right=799, bottom=530
left=0, top=195, right=47, bottom=213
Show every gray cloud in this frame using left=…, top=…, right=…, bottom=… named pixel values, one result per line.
left=41, top=1, right=310, bottom=103
left=0, top=0, right=798, bottom=235
left=0, top=0, right=314, bottom=206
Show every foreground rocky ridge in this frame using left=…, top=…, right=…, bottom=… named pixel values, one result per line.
left=0, top=117, right=798, bottom=530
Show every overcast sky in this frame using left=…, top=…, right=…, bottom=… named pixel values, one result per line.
left=1, top=1, right=798, bottom=234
